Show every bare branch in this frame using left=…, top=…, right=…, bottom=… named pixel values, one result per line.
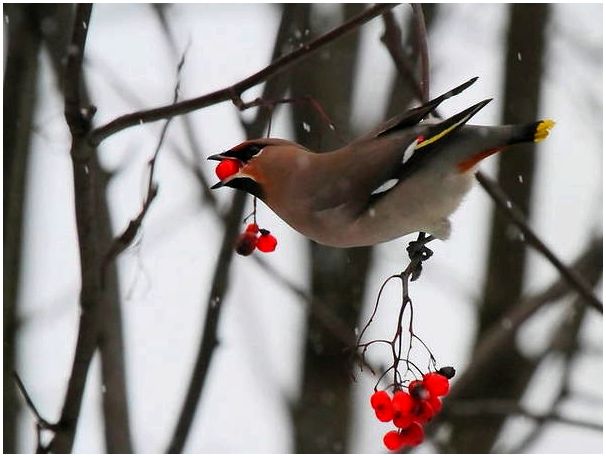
left=89, top=3, right=399, bottom=145
left=101, top=47, right=188, bottom=279
left=381, top=9, right=424, bottom=102
left=166, top=193, right=247, bottom=453
left=152, top=5, right=218, bottom=208
left=13, top=372, right=56, bottom=432
left=411, top=4, right=429, bottom=103
left=14, top=372, right=58, bottom=453
left=447, top=236, right=601, bottom=400
left=64, top=5, right=93, bottom=137
left=507, top=295, right=589, bottom=453
left=48, top=5, right=101, bottom=453
left=447, top=399, right=602, bottom=432
left=476, top=171, right=603, bottom=314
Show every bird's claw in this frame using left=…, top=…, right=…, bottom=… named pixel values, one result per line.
left=406, top=234, right=435, bottom=281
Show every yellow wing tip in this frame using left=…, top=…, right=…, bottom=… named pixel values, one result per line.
left=534, top=119, right=555, bottom=142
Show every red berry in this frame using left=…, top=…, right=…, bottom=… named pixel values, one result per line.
left=410, top=399, right=435, bottom=424
left=428, top=395, right=442, bottom=414
left=370, top=390, right=390, bottom=409
left=383, top=430, right=404, bottom=452
left=400, top=422, right=424, bottom=447
left=215, top=159, right=241, bottom=180
left=235, top=232, right=257, bottom=256
left=245, top=223, right=259, bottom=234
left=409, top=380, right=430, bottom=401
left=256, top=233, right=277, bottom=253
left=392, top=391, right=414, bottom=428
left=370, top=391, right=393, bottom=422
left=375, top=405, right=394, bottom=422
left=422, top=372, right=450, bottom=397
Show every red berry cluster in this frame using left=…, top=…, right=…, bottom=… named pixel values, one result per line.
left=235, top=223, right=277, bottom=256
left=370, top=367, right=455, bottom=452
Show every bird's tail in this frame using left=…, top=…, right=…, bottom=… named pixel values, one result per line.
left=456, top=119, right=555, bottom=173
left=510, top=119, right=556, bottom=144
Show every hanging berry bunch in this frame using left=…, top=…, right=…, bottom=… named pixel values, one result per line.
left=356, top=238, right=453, bottom=452
left=235, top=223, right=277, bottom=256
left=213, top=158, right=278, bottom=256
left=370, top=367, right=455, bottom=451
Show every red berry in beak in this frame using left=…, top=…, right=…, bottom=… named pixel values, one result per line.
left=215, top=159, right=241, bottom=180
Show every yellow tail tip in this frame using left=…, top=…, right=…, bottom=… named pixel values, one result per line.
left=534, top=119, right=555, bottom=142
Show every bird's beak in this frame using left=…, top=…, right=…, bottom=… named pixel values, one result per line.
left=210, top=181, right=224, bottom=189
left=207, top=153, right=228, bottom=161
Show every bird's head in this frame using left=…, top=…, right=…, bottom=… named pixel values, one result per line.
left=208, top=138, right=307, bottom=199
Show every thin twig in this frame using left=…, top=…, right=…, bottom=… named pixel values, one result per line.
left=89, top=3, right=399, bottom=145
left=447, top=399, right=602, bottom=432
left=101, top=46, right=188, bottom=279
left=152, top=5, right=219, bottom=208
left=356, top=234, right=437, bottom=391
left=381, top=9, right=424, bottom=102
left=13, top=372, right=56, bottom=432
left=476, top=171, right=603, bottom=314
left=411, top=4, right=429, bottom=103
left=239, top=95, right=344, bottom=142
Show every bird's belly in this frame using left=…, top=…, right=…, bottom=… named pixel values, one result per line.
left=265, top=171, right=474, bottom=248
left=352, top=171, right=474, bottom=244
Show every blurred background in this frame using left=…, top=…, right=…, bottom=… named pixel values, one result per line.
left=4, top=3, right=602, bottom=453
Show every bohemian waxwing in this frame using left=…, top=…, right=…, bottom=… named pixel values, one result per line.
left=208, top=77, right=554, bottom=248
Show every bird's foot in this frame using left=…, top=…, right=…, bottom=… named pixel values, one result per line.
left=406, top=233, right=435, bottom=281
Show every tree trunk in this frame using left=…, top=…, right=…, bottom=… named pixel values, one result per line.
left=448, top=4, right=551, bottom=452
left=289, top=4, right=373, bottom=453
left=39, top=5, right=133, bottom=451
left=3, top=5, right=43, bottom=452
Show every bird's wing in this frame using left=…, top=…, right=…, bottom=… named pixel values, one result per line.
left=366, top=98, right=492, bottom=206
left=358, top=77, right=479, bottom=141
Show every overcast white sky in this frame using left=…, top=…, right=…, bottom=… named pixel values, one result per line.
left=14, top=3, right=602, bottom=453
